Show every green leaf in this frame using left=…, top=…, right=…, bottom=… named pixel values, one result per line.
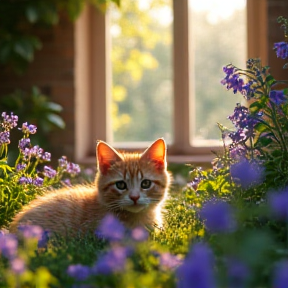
left=255, top=135, right=273, bottom=147
left=44, top=102, right=63, bottom=113
left=46, top=114, right=66, bottom=129
left=249, top=101, right=263, bottom=113
left=26, top=6, right=39, bottom=23
left=254, top=122, right=270, bottom=134
left=266, top=75, right=276, bottom=87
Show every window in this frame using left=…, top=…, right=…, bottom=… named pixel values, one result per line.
left=75, top=0, right=267, bottom=163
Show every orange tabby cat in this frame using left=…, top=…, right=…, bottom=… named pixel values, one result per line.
left=10, top=138, right=170, bottom=236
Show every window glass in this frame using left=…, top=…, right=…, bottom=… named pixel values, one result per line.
left=189, top=0, right=247, bottom=146
left=109, top=0, right=173, bottom=144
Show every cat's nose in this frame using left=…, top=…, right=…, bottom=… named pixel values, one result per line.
left=129, top=194, right=140, bottom=205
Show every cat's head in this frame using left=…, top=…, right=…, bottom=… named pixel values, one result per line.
left=95, top=139, right=170, bottom=214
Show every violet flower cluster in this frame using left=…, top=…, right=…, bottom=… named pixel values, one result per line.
left=0, top=111, right=81, bottom=188
left=0, top=225, right=49, bottom=276
left=67, top=214, right=181, bottom=283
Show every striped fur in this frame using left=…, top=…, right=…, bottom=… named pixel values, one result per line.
left=10, top=139, right=171, bottom=236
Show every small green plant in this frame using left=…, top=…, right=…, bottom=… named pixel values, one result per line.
left=0, top=111, right=80, bottom=228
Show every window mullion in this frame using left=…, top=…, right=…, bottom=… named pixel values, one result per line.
left=172, top=0, right=191, bottom=155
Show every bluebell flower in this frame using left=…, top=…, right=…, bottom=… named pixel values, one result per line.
left=33, top=177, right=44, bottom=186
left=0, top=234, right=18, bottom=259
left=269, top=90, right=286, bottom=105
left=96, top=214, right=125, bottom=241
left=226, top=258, right=250, bottom=288
left=18, top=176, right=33, bottom=185
left=18, top=224, right=44, bottom=240
left=18, top=138, right=31, bottom=151
left=66, top=162, right=81, bottom=176
left=230, top=158, right=264, bottom=189
left=67, top=264, right=91, bottom=281
left=0, top=131, right=10, bottom=145
left=199, top=200, right=236, bottom=233
left=29, top=145, right=44, bottom=159
left=58, top=156, right=68, bottom=168
left=131, top=226, right=149, bottom=242
left=16, top=163, right=26, bottom=171
left=160, top=252, right=182, bottom=270
left=37, top=230, right=50, bottom=249
left=1, top=112, right=18, bottom=129
left=272, top=260, right=288, bottom=288
left=176, top=242, right=216, bottom=288
left=43, top=166, right=57, bottom=178
left=21, top=122, right=37, bottom=134
left=42, top=151, right=51, bottom=162
left=274, top=42, right=288, bottom=59
left=268, top=188, right=288, bottom=220
left=93, top=246, right=129, bottom=275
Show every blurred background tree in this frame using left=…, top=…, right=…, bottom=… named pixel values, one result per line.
left=110, top=0, right=173, bottom=143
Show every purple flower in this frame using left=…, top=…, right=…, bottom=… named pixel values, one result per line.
left=131, top=227, right=149, bottom=242
left=199, top=200, right=237, bottom=233
left=268, top=188, right=288, bottom=220
left=66, top=162, right=81, bottom=176
left=42, top=152, right=51, bottom=162
left=16, top=163, right=26, bottom=171
left=33, top=177, right=44, bottom=186
left=229, top=145, right=247, bottom=160
left=0, top=131, right=10, bottom=144
left=226, top=258, right=250, bottom=288
left=160, top=252, right=182, bottom=270
left=272, top=260, right=288, bottom=288
left=176, top=242, right=216, bottom=288
left=269, top=90, right=286, bottom=105
left=230, top=158, right=264, bottom=189
left=274, top=42, right=288, bottom=59
left=18, top=176, right=33, bottom=185
left=96, top=214, right=125, bottom=241
left=43, top=166, right=57, bottom=178
left=93, top=246, right=128, bottom=275
left=29, top=145, right=43, bottom=159
left=20, top=122, right=37, bottom=134
left=63, top=178, right=72, bottom=186
left=0, top=234, right=18, bottom=259
left=67, top=264, right=91, bottom=281
left=37, top=230, right=50, bottom=249
left=18, top=138, right=31, bottom=151
left=10, top=257, right=26, bottom=275
left=1, top=112, right=18, bottom=129
left=18, top=224, right=44, bottom=240
left=58, top=156, right=68, bottom=168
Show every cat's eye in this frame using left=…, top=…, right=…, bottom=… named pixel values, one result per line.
left=141, top=179, right=152, bottom=189
left=115, top=181, right=127, bottom=190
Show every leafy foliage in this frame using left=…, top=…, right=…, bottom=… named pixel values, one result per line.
left=0, top=0, right=120, bottom=73
left=0, top=112, right=80, bottom=228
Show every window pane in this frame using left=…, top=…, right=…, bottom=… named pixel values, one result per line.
left=109, top=0, right=173, bottom=144
left=189, top=0, right=246, bottom=146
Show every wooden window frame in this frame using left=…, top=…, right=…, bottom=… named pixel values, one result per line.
left=74, top=0, right=267, bottom=164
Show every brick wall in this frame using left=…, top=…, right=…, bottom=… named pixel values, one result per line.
left=0, top=14, right=76, bottom=161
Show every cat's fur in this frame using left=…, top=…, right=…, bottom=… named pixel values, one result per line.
left=10, top=138, right=171, bottom=236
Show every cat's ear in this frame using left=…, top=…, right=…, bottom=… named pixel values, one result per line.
left=141, top=138, right=167, bottom=170
left=96, top=141, right=122, bottom=174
